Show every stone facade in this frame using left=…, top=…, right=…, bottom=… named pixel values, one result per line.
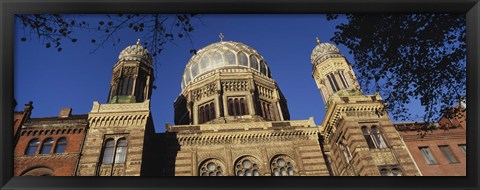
left=13, top=38, right=465, bottom=177
left=311, top=39, right=421, bottom=176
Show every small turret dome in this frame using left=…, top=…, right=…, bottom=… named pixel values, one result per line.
left=311, top=38, right=343, bottom=65
left=118, top=39, right=152, bottom=64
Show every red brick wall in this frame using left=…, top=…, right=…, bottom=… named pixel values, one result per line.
left=14, top=126, right=87, bottom=176
left=399, top=128, right=466, bottom=176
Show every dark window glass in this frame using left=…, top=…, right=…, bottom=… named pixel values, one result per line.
left=380, top=169, right=389, bottom=176
left=371, top=126, right=387, bottom=148
left=102, top=139, right=115, bottom=164
left=54, top=137, right=67, bottom=154
left=115, top=138, right=127, bottom=164
left=209, top=103, right=215, bottom=120
left=240, top=99, right=247, bottom=115
left=199, top=106, right=205, bottom=124
left=362, top=127, right=376, bottom=149
left=439, top=145, right=459, bottom=163
left=25, top=139, right=40, bottom=156
left=204, top=104, right=210, bottom=122
left=40, top=138, right=54, bottom=154
left=250, top=55, right=258, bottom=70
left=225, top=51, right=236, bottom=65
left=238, top=52, right=248, bottom=66
left=234, top=99, right=240, bottom=116
left=419, top=147, right=437, bottom=165
left=228, top=99, right=234, bottom=116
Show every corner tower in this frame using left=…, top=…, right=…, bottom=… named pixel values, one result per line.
left=311, top=38, right=362, bottom=108
left=76, top=40, right=155, bottom=176
left=108, top=39, right=154, bottom=103
left=311, top=38, right=420, bottom=176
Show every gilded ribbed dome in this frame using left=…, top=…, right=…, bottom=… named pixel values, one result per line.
left=118, top=39, right=152, bottom=64
left=181, top=41, right=272, bottom=90
left=311, top=41, right=343, bottom=65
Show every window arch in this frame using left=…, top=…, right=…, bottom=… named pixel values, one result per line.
left=25, top=138, right=40, bottom=156
left=212, top=52, right=223, bottom=68
left=260, top=61, right=267, bottom=75
left=235, top=156, right=262, bottom=176
left=371, top=126, right=387, bottom=148
left=238, top=52, right=248, bottom=66
left=40, top=138, right=54, bottom=154
left=361, top=126, right=376, bottom=149
left=199, top=159, right=224, bottom=176
left=114, top=138, right=127, bottom=164
left=200, top=56, right=211, bottom=71
left=270, top=155, right=295, bottom=176
left=102, top=139, right=115, bottom=164
left=191, top=63, right=199, bottom=78
left=391, top=168, right=402, bottom=176
left=250, top=55, right=259, bottom=70
left=380, top=169, right=389, bottom=176
left=225, top=51, right=236, bottom=65
left=54, top=137, right=67, bottom=154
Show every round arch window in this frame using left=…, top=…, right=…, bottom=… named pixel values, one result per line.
left=235, top=156, right=262, bottom=176
left=270, top=156, right=295, bottom=176
left=199, top=159, right=224, bottom=176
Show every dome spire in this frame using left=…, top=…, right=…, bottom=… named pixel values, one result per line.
left=136, top=39, right=141, bottom=46
left=316, top=37, right=321, bottom=45
left=219, top=33, right=224, bottom=42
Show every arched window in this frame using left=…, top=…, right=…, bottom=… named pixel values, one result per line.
left=199, top=159, right=224, bottom=176
left=39, top=138, right=54, bottom=154
left=25, top=139, right=40, bottom=156
left=250, top=55, right=258, bottom=70
left=228, top=99, right=234, bottom=116
left=191, top=63, right=199, bottom=78
left=391, top=168, right=402, bottom=176
left=102, top=139, right=115, bottom=164
left=126, top=76, right=134, bottom=95
left=209, top=102, right=215, bottom=120
left=199, top=106, right=205, bottom=124
left=212, top=52, right=223, bottom=68
left=114, top=138, right=128, bottom=164
left=380, top=169, right=389, bottom=176
left=260, top=61, right=267, bottom=75
left=204, top=104, right=210, bottom=122
left=371, top=126, right=387, bottom=148
left=238, top=52, right=248, bottom=66
left=327, top=73, right=340, bottom=92
left=185, top=71, right=191, bottom=84
left=240, top=99, right=247, bottom=115
left=361, top=126, right=376, bottom=149
left=339, top=70, right=349, bottom=88
left=271, top=156, right=294, bottom=176
left=225, top=51, right=236, bottom=65
left=234, top=99, right=241, bottom=115
left=235, top=156, right=261, bottom=176
left=54, top=137, right=67, bottom=154
left=200, top=56, right=211, bottom=71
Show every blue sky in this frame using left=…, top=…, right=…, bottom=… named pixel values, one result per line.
left=14, top=14, right=423, bottom=133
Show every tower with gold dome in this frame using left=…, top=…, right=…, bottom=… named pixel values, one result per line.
left=311, top=39, right=420, bottom=176
left=161, top=39, right=330, bottom=176
left=76, top=40, right=156, bottom=176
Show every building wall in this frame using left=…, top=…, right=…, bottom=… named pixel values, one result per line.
left=396, top=120, right=466, bottom=176
left=163, top=119, right=330, bottom=176
left=13, top=113, right=88, bottom=176
left=76, top=101, right=152, bottom=176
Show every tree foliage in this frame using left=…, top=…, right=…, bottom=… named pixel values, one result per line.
left=327, top=14, right=466, bottom=122
left=16, top=14, right=199, bottom=62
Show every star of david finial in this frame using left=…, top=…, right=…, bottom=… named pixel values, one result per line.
left=136, top=39, right=141, bottom=46
left=315, top=37, right=321, bottom=45
left=219, top=33, right=224, bottom=42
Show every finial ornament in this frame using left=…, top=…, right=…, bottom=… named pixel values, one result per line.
left=316, top=37, right=321, bottom=45
left=136, top=39, right=141, bottom=46
left=219, top=33, right=224, bottom=42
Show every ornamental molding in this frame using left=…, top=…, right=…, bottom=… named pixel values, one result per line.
left=90, top=100, right=150, bottom=113
left=175, top=129, right=319, bottom=146
left=88, top=113, right=149, bottom=128
left=321, top=102, right=385, bottom=143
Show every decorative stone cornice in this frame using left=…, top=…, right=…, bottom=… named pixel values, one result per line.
left=90, top=100, right=150, bottom=113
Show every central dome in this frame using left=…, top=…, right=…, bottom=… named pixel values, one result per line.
left=181, top=41, right=271, bottom=90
